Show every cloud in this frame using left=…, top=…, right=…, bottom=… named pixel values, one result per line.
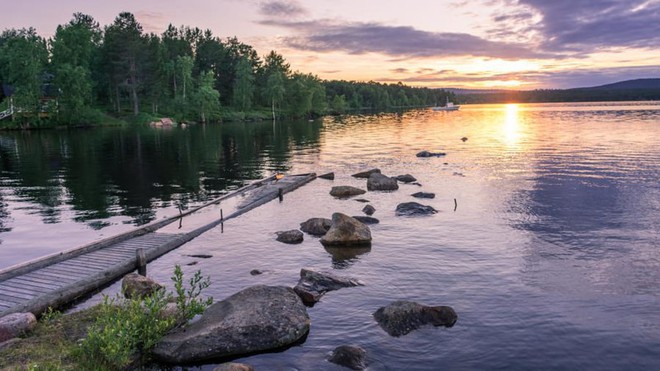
left=259, top=19, right=553, bottom=60
left=514, top=0, right=660, bottom=52
left=135, top=11, right=167, bottom=34
left=259, top=0, right=308, bottom=17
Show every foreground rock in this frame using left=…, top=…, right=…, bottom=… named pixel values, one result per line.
left=352, top=168, right=381, bottom=178
left=395, top=174, right=417, bottom=183
left=362, top=204, right=376, bottom=215
left=367, top=173, right=399, bottom=191
left=320, top=213, right=372, bottom=247
left=122, top=273, right=164, bottom=299
left=411, top=192, right=435, bottom=199
left=330, top=186, right=366, bottom=198
left=395, top=202, right=438, bottom=216
left=0, top=313, right=37, bottom=343
left=276, top=230, right=304, bottom=244
left=318, top=172, right=335, bottom=180
left=328, top=345, right=368, bottom=370
left=352, top=216, right=379, bottom=224
left=153, top=285, right=310, bottom=363
left=373, top=301, right=457, bottom=337
left=294, top=268, right=363, bottom=305
left=416, top=150, right=447, bottom=157
left=300, top=217, right=332, bottom=236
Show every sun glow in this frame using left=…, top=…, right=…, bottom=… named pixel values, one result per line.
left=503, top=103, right=521, bottom=146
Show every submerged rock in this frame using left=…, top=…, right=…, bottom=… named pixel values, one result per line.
left=213, top=363, right=254, bottom=371
left=318, top=172, right=335, bottom=180
left=395, top=202, right=438, bottom=216
left=351, top=216, right=380, bottom=224
left=411, top=192, right=436, bottom=199
left=367, top=173, right=399, bottom=191
left=300, top=217, right=332, bottom=236
left=122, top=273, right=164, bottom=299
left=320, top=213, right=372, bottom=247
left=153, top=285, right=310, bottom=363
left=276, top=230, right=304, bottom=244
left=250, top=269, right=264, bottom=276
left=362, top=204, right=376, bottom=216
left=395, top=174, right=417, bottom=183
left=330, top=186, right=367, bottom=198
left=352, top=168, right=381, bottom=178
left=328, top=345, right=368, bottom=370
left=373, top=300, right=457, bottom=337
left=0, top=313, right=37, bottom=343
left=416, top=150, right=447, bottom=157
left=293, top=268, right=363, bottom=305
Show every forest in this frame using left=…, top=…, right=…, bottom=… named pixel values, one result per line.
left=0, top=12, right=453, bottom=128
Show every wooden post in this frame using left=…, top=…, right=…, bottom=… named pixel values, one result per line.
left=136, top=248, right=147, bottom=276
left=278, top=188, right=283, bottom=202
left=220, top=209, right=223, bottom=221
left=454, top=198, right=458, bottom=212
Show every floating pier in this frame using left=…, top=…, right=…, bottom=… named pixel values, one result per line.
left=0, top=173, right=316, bottom=317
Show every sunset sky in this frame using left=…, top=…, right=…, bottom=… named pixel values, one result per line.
left=5, top=0, right=660, bottom=89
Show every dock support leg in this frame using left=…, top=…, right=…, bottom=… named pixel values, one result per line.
left=278, top=188, right=283, bottom=202
left=136, top=248, right=147, bottom=276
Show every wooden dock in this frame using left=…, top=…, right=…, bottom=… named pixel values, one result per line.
left=0, top=173, right=316, bottom=317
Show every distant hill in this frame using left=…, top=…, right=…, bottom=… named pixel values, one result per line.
left=450, top=78, right=660, bottom=104
left=580, top=78, right=660, bottom=90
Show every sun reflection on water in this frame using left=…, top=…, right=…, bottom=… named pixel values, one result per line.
left=503, top=103, right=521, bottom=147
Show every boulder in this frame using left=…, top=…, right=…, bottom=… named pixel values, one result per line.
left=300, top=217, right=332, bottom=236
left=362, top=204, right=376, bottom=216
left=328, top=345, right=367, bottom=370
left=367, top=173, right=399, bottom=191
left=352, top=168, right=381, bottom=178
left=330, top=186, right=366, bottom=198
left=395, top=202, right=438, bottom=216
left=411, top=192, right=435, bottom=199
left=214, top=363, right=254, bottom=371
left=276, top=230, right=304, bottom=244
left=318, top=172, right=335, bottom=180
left=153, top=285, right=310, bottom=363
left=122, top=273, right=164, bottom=299
left=320, top=213, right=372, bottom=247
left=0, top=313, right=37, bottom=343
left=373, top=301, right=457, bottom=337
left=416, top=150, right=446, bottom=157
left=293, top=268, right=363, bottom=305
left=395, top=174, right=417, bottom=183
left=351, top=216, right=379, bottom=224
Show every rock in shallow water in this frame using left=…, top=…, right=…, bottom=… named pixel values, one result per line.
left=318, top=172, right=335, bottom=180
left=328, top=345, right=368, bottom=370
left=373, top=300, right=457, bottom=337
left=330, top=186, right=367, bottom=198
left=300, top=217, right=332, bottom=236
left=411, top=192, right=435, bottom=199
left=320, top=213, right=372, bottom=247
left=293, top=268, right=363, bottom=305
left=367, top=173, right=399, bottom=191
left=351, top=216, right=379, bottom=224
left=395, top=202, right=438, bottom=216
left=276, top=229, right=304, bottom=244
left=416, top=150, right=447, bottom=157
left=362, top=204, right=376, bottom=216
left=395, top=174, right=417, bottom=183
left=352, top=168, right=381, bottom=178
left=122, top=273, right=164, bottom=299
left=153, top=285, right=310, bottom=364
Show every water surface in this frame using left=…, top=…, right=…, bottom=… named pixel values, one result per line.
left=1, top=102, right=659, bottom=370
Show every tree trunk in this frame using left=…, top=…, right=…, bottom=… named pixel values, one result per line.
left=115, top=85, right=121, bottom=113
left=272, top=98, right=275, bottom=121
left=129, top=58, right=139, bottom=116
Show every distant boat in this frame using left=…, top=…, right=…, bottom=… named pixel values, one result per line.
left=432, top=97, right=460, bottom=111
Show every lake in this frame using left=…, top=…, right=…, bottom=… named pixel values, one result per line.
left=1, top=102, right=659, bottom=369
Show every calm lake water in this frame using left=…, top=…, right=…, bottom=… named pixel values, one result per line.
left=1, top=102, right=659, bottom=369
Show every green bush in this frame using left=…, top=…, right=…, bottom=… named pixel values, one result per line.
left=77, top=265, right=212, bottom=369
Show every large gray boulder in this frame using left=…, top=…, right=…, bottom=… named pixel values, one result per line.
left=122, top=273, right=164, bottom=299
left=330, top=186, right=366, bottom=198
left=352, top=168, right=381, bottom=178
left=300, top=217, right=332, bottom=236
left=0, top=312, right=37, bottom=343
left=373, top=301, right=457, bottom=337
left=320, top=213, right=372, bottom=247
left=293, top=268, right=363, bottom=305
left=367, top=173, right=399, bottom=191
left=395, top=202, right=438, bottom=216
left=153, top=285, right=310, bottom=363
left=328, top=345, right=368, bottom=370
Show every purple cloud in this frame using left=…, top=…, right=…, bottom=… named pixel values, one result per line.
left=259, top=0, right=308, bottom=17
